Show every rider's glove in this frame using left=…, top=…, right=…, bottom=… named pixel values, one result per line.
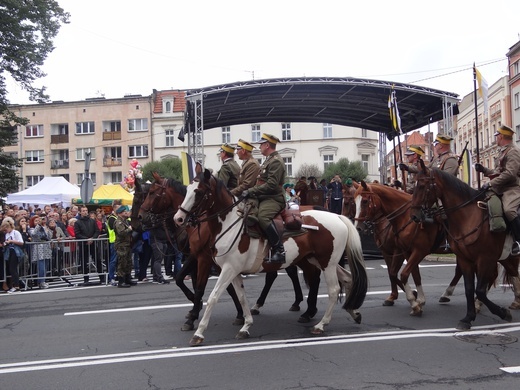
left=474, top=163, right=485, bottom=173
left=481, top=183, right=491, bottom=191
left=398, top=163, right=409, bottom=171
left=241, top=190, right=250, bottom=199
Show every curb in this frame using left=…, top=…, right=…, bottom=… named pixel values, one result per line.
left=425, top=255, right=456, bottom=263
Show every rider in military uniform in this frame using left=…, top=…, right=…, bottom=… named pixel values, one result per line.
left=475, top=125, right=520, bottom=255
left=217, top=143, right=240, bottom=190
left=399, top=145, right=426, bottom=194
left=231, top=139, right=261, bottom=197
left=430, top=134, right=458, bottom=177
left=242, top=133, right=286, bottom=263
left=114, top=205, right=134, bottom=288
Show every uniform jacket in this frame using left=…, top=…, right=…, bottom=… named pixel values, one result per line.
left=430, top=151, right=459, bottom=177
left=249, top=151, right=286, bottom=205
left=482, top=143, right=520, bottom=196
left=405, top=162, right=420, bottom=193
left=217, top=158, right=240, bottom=189
left=231, top=157, right=261, bottom=196
left=114, top=216, right=132, bottom=248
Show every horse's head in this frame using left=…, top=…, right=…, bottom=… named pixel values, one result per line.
left=353, top=180, right=381, bottom=233
left=174, top=169, right=214, bottom=226
left=410, top=159, right=436, bottom=224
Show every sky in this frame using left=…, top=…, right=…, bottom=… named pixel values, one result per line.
left=6, top=0, right=520, bottom=106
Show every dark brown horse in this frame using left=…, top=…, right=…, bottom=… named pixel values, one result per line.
left=410, top=160, right=520, bottom=329
left=173, top=169, right=367, bottom=346
left=138, top=173, right=314, bottom=332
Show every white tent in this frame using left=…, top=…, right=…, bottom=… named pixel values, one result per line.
left=6, top=177, right=80, bottom=207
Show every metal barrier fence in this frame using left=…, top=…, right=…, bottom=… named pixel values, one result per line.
left=2, top=236, right=109, bottom=290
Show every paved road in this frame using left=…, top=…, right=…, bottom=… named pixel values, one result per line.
left=1, top=258, right=520, bottom=389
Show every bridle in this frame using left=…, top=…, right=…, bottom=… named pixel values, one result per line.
left=140, top=178, right=169, bottom=215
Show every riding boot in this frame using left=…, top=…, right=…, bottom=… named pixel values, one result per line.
left=263, top=222, right=286, bottom=264
left=509, top=216, right=520, bottom=256
left=125, top=274, right=137, bottom=286
left=117, top=276, right=131, bottom=288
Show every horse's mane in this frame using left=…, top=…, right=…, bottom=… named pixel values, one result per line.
left=166, top=178, right=187, bottom=197
left=433, top=168, right=484, bottom=201
left=367, top=183, right=411, bottom=201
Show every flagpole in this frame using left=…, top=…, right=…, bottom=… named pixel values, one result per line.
left=472, top=64, right=481, bottom=189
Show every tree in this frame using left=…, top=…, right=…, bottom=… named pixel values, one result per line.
left=0, top=1, right=69, bottom=202
left=142, top=158, right=183, bottom=182
left=295, top=163, right=322, bottom=181
left=322, top=157, right=367, bottom=184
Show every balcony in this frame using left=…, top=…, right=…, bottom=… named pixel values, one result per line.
left=104, top=157, right=122, bottom=167
left=51, top=159, right=69, bottom=169
left=51, top=134, right=69, bottom=144
left=103, top=131, right=122, bottom=141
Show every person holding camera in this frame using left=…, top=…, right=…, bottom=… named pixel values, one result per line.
left=29, top=215, right=52, bottom=289
left=327, top=174, right=343, bottom=214
left=1, top=218, right=24, bottom=293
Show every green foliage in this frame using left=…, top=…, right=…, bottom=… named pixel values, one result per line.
left=295, top=163, right=322, bottom=181
left=0, top=1, right=69, bottom=205
left=142, top=158, right=182, bottom=182
left=322, top=158, right=367, bottom=184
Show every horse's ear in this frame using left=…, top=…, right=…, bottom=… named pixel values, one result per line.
left=195, top=162, right=203, bottom=175
left=352, top=180, right=360, bottom=189
left=152, top=171, right=161, bottom=182
left=361, top=180, right=368, bottom=190
left=203, top=169, right=212, bottom=182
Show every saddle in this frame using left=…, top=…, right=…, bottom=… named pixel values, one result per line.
left=478, top=192, right=507, bottom=233
left=239, top=202, right=306, bottom=239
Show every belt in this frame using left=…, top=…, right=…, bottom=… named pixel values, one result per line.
left=333, top=198, right=341, bottom=200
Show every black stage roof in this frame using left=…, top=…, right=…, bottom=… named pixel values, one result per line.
left=185, top=77, right=459, bottom=135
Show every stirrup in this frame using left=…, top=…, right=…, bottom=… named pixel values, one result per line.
left=263, top=249, right=286, bottom=264
left=512, top=241, right=520, bottom=256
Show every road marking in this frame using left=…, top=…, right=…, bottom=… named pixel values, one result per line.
left=1, top=323, right=519, bottom=374
left=500, top=366, right=520, bottom=373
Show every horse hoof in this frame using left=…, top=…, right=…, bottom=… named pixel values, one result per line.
left=298, top=315, right=311, bottom=323
left=456, top=321, right=471, bottom=330
left=439, top=297, right=451, bottom=303
left=353, top=313, right=362, bottom=324
left=509, top=302, right=520, bottom=310
left=236, top=331, right=250, bottom=340
left=503, top=309, right=513, bottom=322
left=289, top=304, right=301, bottom=312
left=310, top=327, right=324, bottom=335
left=189, top=336, right=204, bottom=346
left=383, top=300, right=395, bottom=306
left=181, top=323, right=195, bottom=331
left=251, top=309, right=260, bottom=315
left=409, top=309, right=423, bottom=317
left=233, top=317, right=245, bottom=326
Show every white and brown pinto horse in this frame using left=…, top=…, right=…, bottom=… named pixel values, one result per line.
left=174, top=169, right=368, bottom=346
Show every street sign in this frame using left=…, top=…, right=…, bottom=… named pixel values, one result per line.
left=80, top=177, right=94, bottom=204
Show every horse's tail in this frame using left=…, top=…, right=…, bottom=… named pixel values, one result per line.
left=338, top=214, right=368, bottom=311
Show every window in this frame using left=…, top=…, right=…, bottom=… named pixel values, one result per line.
left=165, top=101, right=172, bottom=112
left=57, top=124, right=68, bottom=134
left=105, top=171, right=122, bottom=184
left=129, top=145, right=148, bottom=158
left=108, top=121, right=121, bottom=131
left=76, top=121, right=95, bottom=134
left=283, top=157, right=293, bottom=177
left=222, top=126, right=231, bottom=144
left=165, top=130, right=175, bottom=147
left=361, top=154, right=369, bottom=172
left=515, top=93, right=520, bottom=110
left=514, top=61, right=519, bottom=76
left=282, top=123, right=291, bottom=141
left=77, top=173, right=97, bottom=185
left=25, top=150, right=44, bottom=162
left=362, top=129, right=368, bottom=138
left=516, top=125, right=520, bottom=141
left=26, top=175, right=44, bottom=187
left=76, top=148, right=96, bottom=160
left=25, top=124, right=44, bottom=137
left=251, top=124, right=261, bottom=142
left=323, top=154, right=334, bottom=169
left=128, top=118, right=148, bottom=131
left=323, top=123, right=332, bottom=139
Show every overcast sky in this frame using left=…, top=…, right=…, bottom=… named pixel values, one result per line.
left=6, top=0, right=520, bottom=105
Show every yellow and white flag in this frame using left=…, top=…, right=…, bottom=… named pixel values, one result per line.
left=181, top=151, right=197, bottom=185
left=474, top=66, right=489, bottom=115
left=388, top=89, right=402, bottom=135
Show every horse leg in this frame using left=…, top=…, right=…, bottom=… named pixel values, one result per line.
left=233, top=275, right=255, bottom=340
left=457, top=264, right=477, bottom=330
left=335, top=264, right=361, bottom=324
left=509, top=276, right=520, bottom=310
left=311, top=265, right=341, bottom=335
left=286, top=265, right=304, bottom=311
left=400, top=255, right=423, bottom=316
left=383, top=253, right=402, bottom=306
left=474, top=276, right=512, bottom=323
left=251, top=271, right=277, bottom=315
left=439, top=263, right=462, bottom=303
left=190, top=269, right=244, bottom=346
left=226, top=283, right=245, bottom=326
left=175, top=254, right=196, bottom=303
left=298, top=262, right=320, bottom=323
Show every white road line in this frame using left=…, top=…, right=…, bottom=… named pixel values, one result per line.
left=1, top=323, right=519, bottom=374
left=500, top=366, right=520, bottom=373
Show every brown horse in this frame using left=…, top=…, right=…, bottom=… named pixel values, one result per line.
left=410, top=160, right=520, bottom=329
left=138, top=172, right=315, bottom=331
left=173, top=169, right=368, bottom=346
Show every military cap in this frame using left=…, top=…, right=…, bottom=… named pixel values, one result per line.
left=494, top=125, right=515, bottom=137
left=219, top=143, right=235, bottom=154
left=236, top=139, right=254, bottom=152
left=283, top=183, right=294, bottom=189
left=433, top=134, right=453, bottom=145
left=258, top=133, right=281, bottom=144
left=405, top=145, right=425, bottom=156
left=116, top=205, right=129, bottom=214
